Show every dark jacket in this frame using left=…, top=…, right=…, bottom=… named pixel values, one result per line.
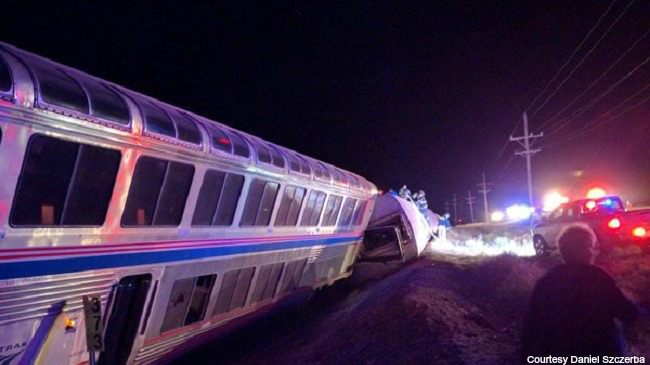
left=521, top=263, right=639, bottom=357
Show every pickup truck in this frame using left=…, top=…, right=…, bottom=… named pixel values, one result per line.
left=531, top=196, right=649, bottom=256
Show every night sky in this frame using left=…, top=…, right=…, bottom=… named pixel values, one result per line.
left=3, top=1, right=649, bottom=220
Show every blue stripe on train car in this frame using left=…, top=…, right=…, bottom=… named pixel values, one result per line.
left=0, top=235, right=360, bottom=280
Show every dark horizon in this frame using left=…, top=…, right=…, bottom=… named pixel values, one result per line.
left=4, top=1, right=648, bottom=220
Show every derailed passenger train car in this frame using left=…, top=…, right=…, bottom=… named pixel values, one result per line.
left=0, top=43, right=376, bottom=365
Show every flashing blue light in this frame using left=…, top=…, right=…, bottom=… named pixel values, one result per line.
left=603, top=198, right=613, bottom=206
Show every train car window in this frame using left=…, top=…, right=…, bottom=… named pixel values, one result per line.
left=214, top=174, right=245, bottom=225
left=253, top=142, right=272, bottom=164
left=280, top=259, right=307, bottom=294
left=152, top=162, right=194, bottom=225
left=299, top=191, right=317, bottom=226
left=229, top=267, right=255, bottom=311
left=11, top=135, right=120, bottom=227
left=268, top=146, right=285, bottom=168
left=62, top=145, right=121, bottom=225
left=192, top=170, right=244, bottom=226
left=213, top=267, right=255, bottom=315
left=159, top=277, right=193, bottom=333
left=338, top=198, right=357, bottom=227
left=274, top=186, right=306, bottom=226
left=250, top=262, right=284, bottom=304
left=229, top=131, right=250, bottom=158
left=352, top=200, right=368, bottom=226
left=297, top=156, right=312, bottom=175
left=338, top=170, right=348, bottom=185
left=208, top=125, right=233, bottom=154
left=160, top=274, right=217, bottom=333
left=318, top=163, right=331, bottom=181
left=192, top=170, right=226, bottom=225
left=322, top=195, right=343, bottom=226
left=184, top=274, right=217, bottom=326
left=140, top=102, right=176, bottom=138
left=78, top=79, right=130, bottom=125
left=310, top=161, right=323, bottom=179
left=31, top=62, right=89, bottom=114
left=286, top=154, right=300, bottom=173
left=213, top=270, right=239, bottom=315
left=300, top=191, right=326, bottom=226
left=240, top=179, right=279, bottom=226
left=0, top=56, right=12, bottom=92
left=122, top=156, right=193, bottom=227
left=172, top=112, right=202, bottom=145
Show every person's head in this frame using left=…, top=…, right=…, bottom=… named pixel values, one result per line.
left=557, top=224, right=596, bottom=264
left=419, top=190, right=425, bottom=196
left=444, top=213, right=450, bottom=219
left=402, top=184, right=407, bottom=189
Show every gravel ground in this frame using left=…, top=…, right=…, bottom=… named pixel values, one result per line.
left=176, top=237, right=650, bottom=364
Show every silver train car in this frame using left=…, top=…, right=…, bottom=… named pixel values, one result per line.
left=0, top=42, right=376, bottom=365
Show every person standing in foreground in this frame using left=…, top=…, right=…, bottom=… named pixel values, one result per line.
left=521, top=224, right=639, bottom=358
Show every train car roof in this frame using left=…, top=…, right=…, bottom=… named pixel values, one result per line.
left=0, top=42, right=376, bottom=194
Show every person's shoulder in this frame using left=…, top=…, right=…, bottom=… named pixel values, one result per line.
left=584, top=264, right=616, bottom=283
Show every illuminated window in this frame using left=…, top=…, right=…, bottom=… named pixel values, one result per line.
left=11, top=135, right=120, bottom=227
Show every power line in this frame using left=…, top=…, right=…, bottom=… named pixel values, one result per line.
left=523, top=0, right=619, bottom=116
left=536, top=28, right=649, bottom=132
left=529, top=0, right=638, bottom=123
left=542, top=90, right=650, bottom=148
left=544, top=56, right=650, bottom=138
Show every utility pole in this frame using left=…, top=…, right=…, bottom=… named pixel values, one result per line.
left=466, top=190, right=476, bottom=223
left=509, top=112, right=543, bottom=207
left=452, top=193, right=458, bottom=224
left=477, top=172, right=492, bottom=222
left=444, top=200, right=450, bottom=215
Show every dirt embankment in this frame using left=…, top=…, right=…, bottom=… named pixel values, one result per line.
left=178, top=250, right=650, bottom=364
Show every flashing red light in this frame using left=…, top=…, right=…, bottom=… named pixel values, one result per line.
left=632, top=227, right=646, bottom=237
left=218, top=138, right=231, bottom=145
left=608, top=218, right=621, bottom=229
left=585, top=200, right=596, bottom=210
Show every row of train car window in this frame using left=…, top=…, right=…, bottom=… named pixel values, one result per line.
left=10, top=134, right=368, bottom=228
left=160, top=258, right=308, bottom=334
left=0, top=52, right=367, bottom=186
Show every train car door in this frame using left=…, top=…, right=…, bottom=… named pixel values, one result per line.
left=98, top=274, right=152, bottom=365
